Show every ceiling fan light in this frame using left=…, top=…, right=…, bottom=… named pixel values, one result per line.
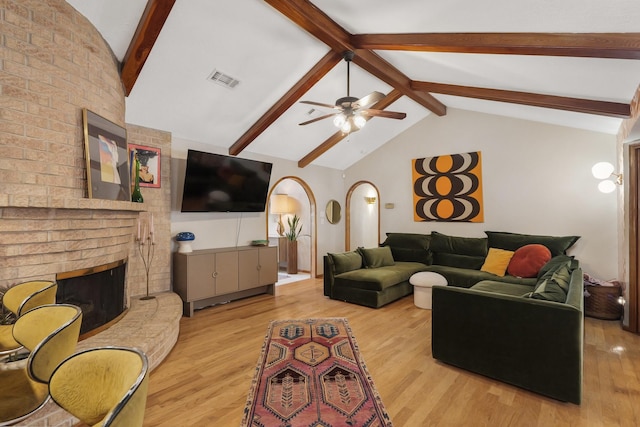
left=353, top=114, right=366, bottom=129
left=341, top=120, right=352, bottom=134
left=333, top=114, right=346, bottom=128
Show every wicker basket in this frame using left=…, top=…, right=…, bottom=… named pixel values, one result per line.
left=584, top=284, right=622, bottom=320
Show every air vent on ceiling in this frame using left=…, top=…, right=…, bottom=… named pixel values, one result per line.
left=207, top=69, right=240, bottom=89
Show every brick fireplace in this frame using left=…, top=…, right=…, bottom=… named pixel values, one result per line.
left=1, top=1, right=179, bottom=424
left=0, top=1, right=172, bottom=299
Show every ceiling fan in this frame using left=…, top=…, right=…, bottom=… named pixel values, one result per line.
left=299, top=51, right=406, bottom=134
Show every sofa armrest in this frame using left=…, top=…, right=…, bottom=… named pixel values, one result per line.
left=323, top=255, right=335, bottom=297
left=432, top=285, right=583, bottom=404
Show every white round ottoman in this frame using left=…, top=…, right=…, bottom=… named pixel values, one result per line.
left=409, top=272, right=448, bottom=309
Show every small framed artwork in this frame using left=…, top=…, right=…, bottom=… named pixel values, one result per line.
left=129, top=144, right=161, bottom=188
left=82, top=109, right=130, bottom=201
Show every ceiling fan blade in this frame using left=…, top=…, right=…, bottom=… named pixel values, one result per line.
left=352, top=91, right=385, bottom=109
left=299, top=113, right=338, bottom=126
left=299, top=100, right=341, bottom=110
left=360, top=109, right=407, bottom=120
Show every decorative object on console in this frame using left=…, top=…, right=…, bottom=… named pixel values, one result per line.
left=591, top=161, right=623, bottom=193
left=175, top=232, right=195, bottom=254
left=129, top=143, right=161, bottom=188
left=270, top=194, right=290, bottom=236
left=137, top=213, right=156, bottom=300
left=82, top=108, right=130, bottom=201
left=241, top=318, right=393, bottom=427
left=412, top=151, right=484, bottom=223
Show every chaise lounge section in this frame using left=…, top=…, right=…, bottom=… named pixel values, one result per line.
left=323, top=245, right=428, bottom=308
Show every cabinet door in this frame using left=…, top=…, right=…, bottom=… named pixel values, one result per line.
left=238, top=249, right=259, bottom=291
left=258, top=246, right=278, bottom=285
left=214, top=251, right=239, bottom=295
left=187, top=254, right=216, bottom=301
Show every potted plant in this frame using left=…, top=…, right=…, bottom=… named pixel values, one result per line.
left=285, top=214, right=302, bottom=274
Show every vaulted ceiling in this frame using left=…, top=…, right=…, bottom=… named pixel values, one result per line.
left=66, top=0, right=640, bottom=170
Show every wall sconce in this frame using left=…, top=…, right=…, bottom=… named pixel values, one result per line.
left=271, top=194, right=290, bottom=236
left=364, top=196, right=377, bottom=205
left=592, top=162, right=622, bottom=194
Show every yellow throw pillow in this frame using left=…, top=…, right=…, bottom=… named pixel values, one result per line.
left=481, top=248, right=515, bottom=276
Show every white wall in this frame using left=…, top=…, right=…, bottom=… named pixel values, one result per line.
left=345, top=108, right=619, bottom=280
left=349, top=183, right=380, bottom=249
left=170, top=137, right=346, bottom=273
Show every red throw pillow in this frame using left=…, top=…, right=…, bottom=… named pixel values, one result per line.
left=507, top=244, right=552, bottom=278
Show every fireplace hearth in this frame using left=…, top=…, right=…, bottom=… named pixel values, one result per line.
left=56, top=259, right=126, bottom=336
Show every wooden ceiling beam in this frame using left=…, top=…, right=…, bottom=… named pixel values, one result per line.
left=263, top=0, right=446, bottom=117
left=411, top=81, right=631, bottom=118
left=228, top=51, right=342, bottom=156
left=352, top=33, right=640, bottom=59
left=354, top=49, right=446, bottom=116
left=263, top=0, right=351, bottom=53
left=121, top=0, right=176, bottom=96
left=298, top=89, right=404, bottom=168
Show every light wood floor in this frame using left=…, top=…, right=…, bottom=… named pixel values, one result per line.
left=143, top=279, right=640, bottom=426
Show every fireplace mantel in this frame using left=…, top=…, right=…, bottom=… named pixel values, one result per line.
left=0, top=194, right=147, bottom=212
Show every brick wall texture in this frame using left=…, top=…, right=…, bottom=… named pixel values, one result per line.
left=0, top=0, right=172, bottom=299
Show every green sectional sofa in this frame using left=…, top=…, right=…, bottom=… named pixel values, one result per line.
left=324, top=230, right=580, bottom=306
left=323, top=230, right=584, bottom=403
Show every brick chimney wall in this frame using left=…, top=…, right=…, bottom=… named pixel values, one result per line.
left=0, top=0, right=171, bottom=300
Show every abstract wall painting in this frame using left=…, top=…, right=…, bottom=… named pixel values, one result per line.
left=82, top=109, right=130, bottom=201
left=128, top=144, right=161, bottom=188
left=412, top=151, right=484, bottom=222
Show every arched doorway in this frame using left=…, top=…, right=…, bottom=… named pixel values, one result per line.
left=346, top=181, right=380, bottom=250
left=266, top=177, right=317, bottom=280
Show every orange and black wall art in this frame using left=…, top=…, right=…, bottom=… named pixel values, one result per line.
left=412, top=151, right=484, bottom=222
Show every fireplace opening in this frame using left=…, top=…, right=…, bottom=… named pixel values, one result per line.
left=56, top=259, right=126, bottom=337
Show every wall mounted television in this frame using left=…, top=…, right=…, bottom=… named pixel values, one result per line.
left=180, top=149, right=273, bottom=213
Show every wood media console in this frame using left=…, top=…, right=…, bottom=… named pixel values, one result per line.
left=173, top=245, right=277, bottom=316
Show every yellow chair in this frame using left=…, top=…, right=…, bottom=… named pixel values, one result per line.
left=0, top=280, right=58, bottom=359
left=49, top=346, right=149, bottom=427
left=0, top=304, right=82, bottom=426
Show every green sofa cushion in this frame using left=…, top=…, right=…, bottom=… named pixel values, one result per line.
left=527, top=260, right=573, bottom=302
left=528, top=278, right=567, bottom=302
left=334, top=262, right=427, bottom=291
left=359, top=246, right=395, bottom=268
left=485, top=231, right=580, bottom=257
left=426, top=265, right=537, bottom=288
left=435, top=253, right=485, bottom=270
left=430, top=231, right=487, bottom=269
left=471, top=281, right=535, bottom=297
left=328, top=251, right=363, bottom=275
left=380, top=232, right=432, bottom=265
left=538, top=255, right=578, bottom=279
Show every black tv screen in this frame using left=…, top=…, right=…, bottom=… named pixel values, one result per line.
left=180, top=150, right=273, bottom=212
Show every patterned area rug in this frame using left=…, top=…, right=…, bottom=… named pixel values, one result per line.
left=241, top=318, right=393, bottom=427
